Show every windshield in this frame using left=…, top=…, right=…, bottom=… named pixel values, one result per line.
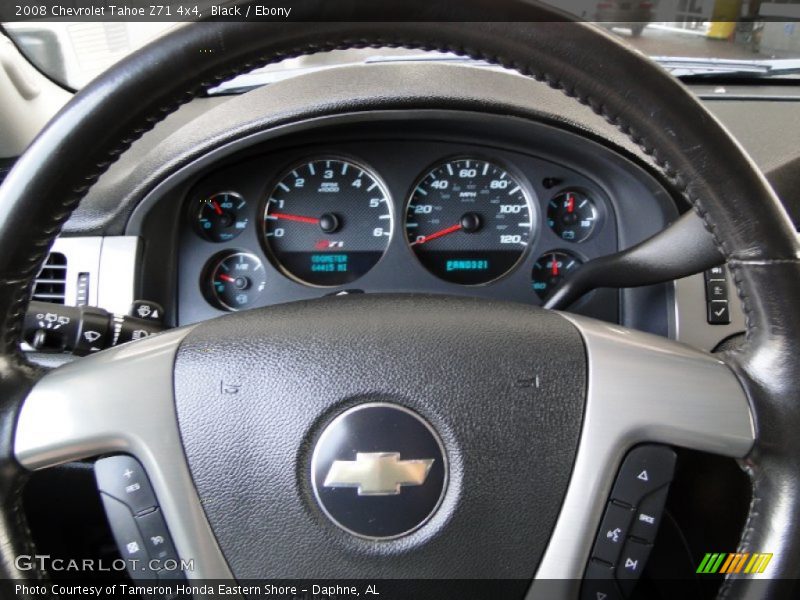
left=3, top=13, right=800, bottom=90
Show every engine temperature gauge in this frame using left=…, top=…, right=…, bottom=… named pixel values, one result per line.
left=532, top=250, right=583, bottom=300
left=203, top=252, right=267, bottom=311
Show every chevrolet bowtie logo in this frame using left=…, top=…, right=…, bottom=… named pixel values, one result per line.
left=323, top=452, right=435, bottom=496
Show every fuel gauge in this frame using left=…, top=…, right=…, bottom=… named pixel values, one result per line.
left=203, top=252, right=267, bottom=311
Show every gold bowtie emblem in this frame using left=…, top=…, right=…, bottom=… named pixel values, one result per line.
left=323, top=452, right=434, bottom=496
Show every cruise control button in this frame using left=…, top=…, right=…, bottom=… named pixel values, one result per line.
left=100, top=493, right=157, bottom=580
left=95, top=455, right=157, bottom=515
left=136, top=508, right=178, bottom=563
left=592, top=502, right=634, bottom=564
left=610, top=445, right=676, bottom=507
left=630, top=485, right=669, bottom=543
left=582, top=559, right=623, bottom=600
left=616, top=539, right=653, bottom=596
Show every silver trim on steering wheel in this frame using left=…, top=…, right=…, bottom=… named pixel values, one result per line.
left=530, top=313, right=754, bottom=597
left=13, top=313, right=754, bottom=597
left=14, top=328, right=234, bottom=582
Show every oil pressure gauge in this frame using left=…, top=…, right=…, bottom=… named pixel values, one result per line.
left=194, top=191, right=249, bottom=243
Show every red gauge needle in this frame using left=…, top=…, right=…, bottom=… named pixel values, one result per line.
left=411, top=223, right=463, bottom=246
left=551, top=254, right=560, bottom=276
left=566, top=194, right=575, bottom=214
left=271, top=212, right=319, bottom=225
left=211, top=200, right=224, bottom=216
left=218, top=274, right=236, bottom=283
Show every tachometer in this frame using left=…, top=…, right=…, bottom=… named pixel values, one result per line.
left=405, top=158, right=533, bottom=284
left=263, top=158, right=392, bottom=286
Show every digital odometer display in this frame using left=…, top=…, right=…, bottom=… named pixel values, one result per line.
left=405, top=158, right=533, bottom=285
left=263, top=158, right=393, bottom=286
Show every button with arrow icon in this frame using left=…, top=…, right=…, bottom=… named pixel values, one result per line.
left=616, top=539, right=654, bottom=595
left=581, top=559, right=623, bottom=600
left=610, top=445, right=676, bottom=508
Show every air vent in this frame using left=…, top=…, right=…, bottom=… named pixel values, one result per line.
left=32, top=252, right=67, bottom=304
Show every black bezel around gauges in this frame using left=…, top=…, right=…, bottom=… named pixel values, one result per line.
left=164, top=113, right=659, bottom=329
left=404, top=156, right=538, bottom=286
left=260, top=156, right=394, bottom=287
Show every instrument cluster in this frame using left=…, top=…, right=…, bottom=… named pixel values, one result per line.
left=178, top=140, right=619, bottom=322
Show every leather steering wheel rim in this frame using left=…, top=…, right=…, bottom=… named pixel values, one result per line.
left=1, top=2, right=799, bottom=597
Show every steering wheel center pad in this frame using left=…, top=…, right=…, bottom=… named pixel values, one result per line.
left=174, top=294, right=585, bottom=577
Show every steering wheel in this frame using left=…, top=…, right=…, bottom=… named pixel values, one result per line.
left=2, top=3, right=799, bottom=598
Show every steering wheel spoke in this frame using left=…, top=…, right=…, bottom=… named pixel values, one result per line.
left=14, top=328, right=233, bottom=579
left=534, top=314, right=754, bottom=588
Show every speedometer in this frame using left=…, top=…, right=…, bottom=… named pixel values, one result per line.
left=405, top=158, right=533, bottom=284
left=263, top=158, right=392, bottom=286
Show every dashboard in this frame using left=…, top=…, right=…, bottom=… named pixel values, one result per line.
left=167, top=114, right=676, bottom=329
left=10, top=48, right=798, bottom=598
left=34, top=61, right=793, bottom=354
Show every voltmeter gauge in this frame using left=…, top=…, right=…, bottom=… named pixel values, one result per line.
left=203, top=252, right=267, bottom=311
left=546, top=190, right=598, bottom=243
left=532, top=250, right=583, bottom=300
left=194, top=191, right=249, bottom=243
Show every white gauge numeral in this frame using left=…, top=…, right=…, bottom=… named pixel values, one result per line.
left=500, top=234, right=522, bottom=244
